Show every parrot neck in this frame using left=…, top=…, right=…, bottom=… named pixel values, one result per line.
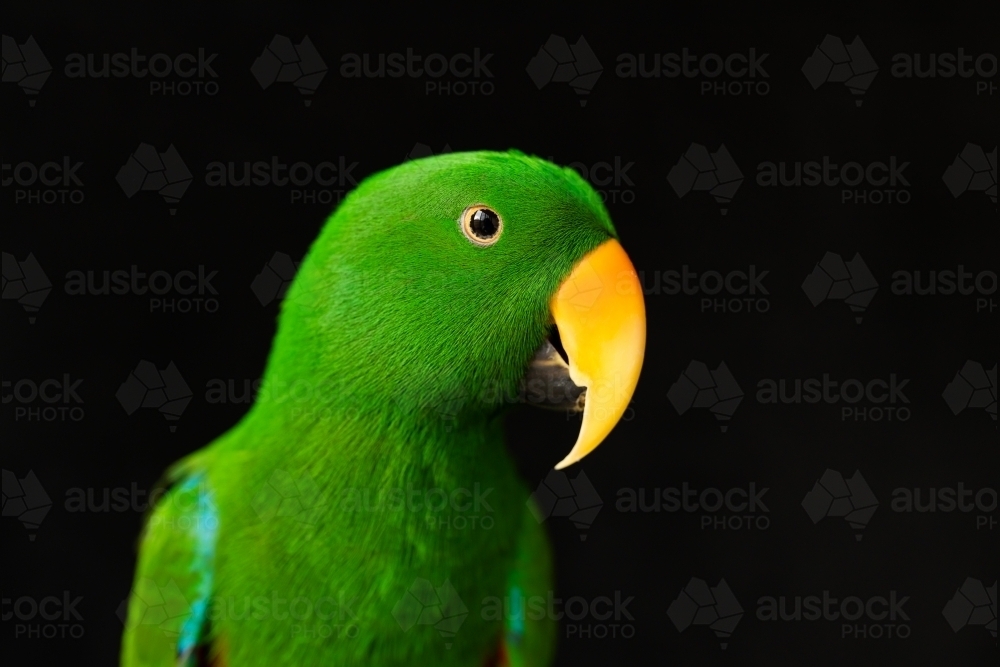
left=227, top=399, right=527, bottom=554
left=237, top=391, right=524, bottom=511
left=234, top=302, right=529, bottom=512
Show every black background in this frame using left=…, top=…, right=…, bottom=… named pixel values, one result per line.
left=3, top=6, right=996, bottom=666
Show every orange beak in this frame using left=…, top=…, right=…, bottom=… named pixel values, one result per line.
left=549, top=239, right=646, bottom=469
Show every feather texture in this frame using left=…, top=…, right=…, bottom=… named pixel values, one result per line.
left=121, top=151, right=616, bottom=665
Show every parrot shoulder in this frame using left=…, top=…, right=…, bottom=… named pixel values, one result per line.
left=120, top=463, right=222, bottom=667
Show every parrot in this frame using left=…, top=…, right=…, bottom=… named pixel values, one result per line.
left=120, top=150, right=646, bottom=666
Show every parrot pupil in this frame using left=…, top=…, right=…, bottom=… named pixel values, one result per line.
left=470, top=209, right=499, bottom=238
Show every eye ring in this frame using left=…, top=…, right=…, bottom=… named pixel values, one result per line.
left=460, top=204, right=503, bottom=246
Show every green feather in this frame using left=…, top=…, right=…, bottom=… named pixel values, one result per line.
left=122, top=150, right=617, bottom=666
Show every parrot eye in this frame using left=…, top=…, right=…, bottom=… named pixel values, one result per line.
left=460, top=205, right=503, bottom=246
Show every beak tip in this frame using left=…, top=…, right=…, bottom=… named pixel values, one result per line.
left=553, top=457, right=575, bottom=471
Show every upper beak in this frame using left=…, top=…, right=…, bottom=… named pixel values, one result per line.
left=549, top=239, right=645, bottom=469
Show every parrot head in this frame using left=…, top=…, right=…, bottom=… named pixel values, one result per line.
left=268, top=150, right=645, bottom=469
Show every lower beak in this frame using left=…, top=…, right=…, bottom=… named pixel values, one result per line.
left=547, top=239, right=646, bottom=469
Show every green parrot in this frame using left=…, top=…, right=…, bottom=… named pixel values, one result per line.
left=120, top=150, right=646, bottom=666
